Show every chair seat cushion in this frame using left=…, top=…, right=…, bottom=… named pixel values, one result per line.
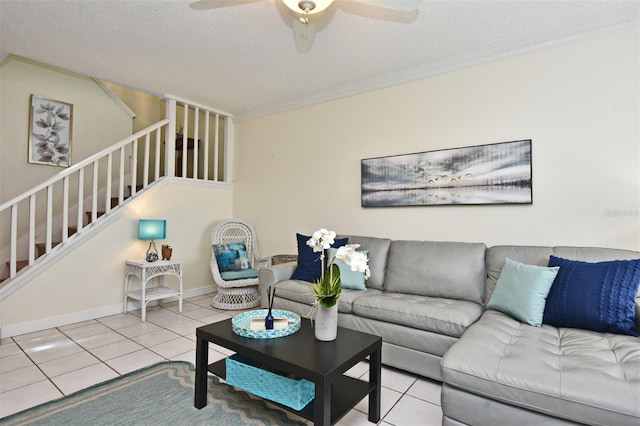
left=221, top=269, right=259, bottom=281
left=441, top=310, right=640, bottom=425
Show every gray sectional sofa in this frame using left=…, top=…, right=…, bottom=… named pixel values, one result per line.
left=258, top=235, right=640, bottom=425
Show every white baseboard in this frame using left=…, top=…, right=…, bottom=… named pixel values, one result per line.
left=1, top=285, right=216, bottom=338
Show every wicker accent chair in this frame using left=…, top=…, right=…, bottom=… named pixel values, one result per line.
left=210, top=219, right=270, bottom=310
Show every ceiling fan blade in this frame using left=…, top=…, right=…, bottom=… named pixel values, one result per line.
left=189, top=0, right=263, bottom=11
left=292, top=18, right=319, bottom=54
left=353, top=0, right=420, bottom=12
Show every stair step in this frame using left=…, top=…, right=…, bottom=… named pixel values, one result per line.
left=35, top=241, right=62, bottom=257
left=85, top=211, right=106, bottom=223
left=5, top=260, right=29, bottom=273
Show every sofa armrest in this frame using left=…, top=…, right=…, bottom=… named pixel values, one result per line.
left=259, top=262, right=297, bottom=308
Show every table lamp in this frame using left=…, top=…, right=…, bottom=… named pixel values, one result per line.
left=138, top=219, right=166, bottom=262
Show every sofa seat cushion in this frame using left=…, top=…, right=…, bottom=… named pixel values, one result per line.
left=441, top=310, right=640, bottom=426
left=352, top=293, right=483, bottom=338
left=273, top=280, right=382, bottom=314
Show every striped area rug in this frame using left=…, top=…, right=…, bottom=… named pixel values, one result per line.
left=0, top=361, right=307, bottom=425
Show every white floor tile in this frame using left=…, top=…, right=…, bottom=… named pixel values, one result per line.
left=0, top=365, right=48, bottom=393
left=38, top=351, right=100, bottom=378
left=0, top=341, right=23, bottom=359
left=407, top=377, right=442, bottom=406
left=61, top=323, right=111, bottom=340
left=115, top=321, right=162, bottom=338
left=198, top=312, right=231, bottom=324
left=148, top=337, right=195, bottom=359
left=0, top=352, right=34, bottom=374
left=0, top=379, right=62, bottom=417
left=50, top=363, right=118, bottom=395
left=58, top=319, right=98, bottom=331
left=23, top=339, right=84, bottom=364
left=381, top=366, right=417, bottom=393
left=130, top=329, right=181, bottom=347
left=180, top=307, right=221, bottom=320
left=98, top=313, right=146, bottom=329
left=105, top=349, right=165, bottom=375
left=159, top=319, right=204, bottom=336
left=89, top=339, right=144, bottom=361
left=384, top=394, right=442, bottom=426
left=72, top=330, right=126, bottom=350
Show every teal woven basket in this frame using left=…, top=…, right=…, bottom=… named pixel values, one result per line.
left=225, top=354, right=315, bottom=411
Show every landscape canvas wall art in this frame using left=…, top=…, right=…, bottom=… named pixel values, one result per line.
left=361, top=139, right=532, bottom=207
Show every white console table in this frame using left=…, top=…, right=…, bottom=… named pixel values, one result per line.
left=124, top=259, right=183, bottom=321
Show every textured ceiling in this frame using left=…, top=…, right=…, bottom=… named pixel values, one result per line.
left=1, top=0, right=638, bottom=120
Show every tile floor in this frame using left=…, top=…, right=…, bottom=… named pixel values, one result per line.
left=0, top=293, right=443, bottom=425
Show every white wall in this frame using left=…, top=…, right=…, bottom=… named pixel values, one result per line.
left=1, top=181, right=233, bottom=335
left=234, top=28, right=640, bottom=256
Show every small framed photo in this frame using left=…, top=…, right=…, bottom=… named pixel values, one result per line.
left=28, top=95, right=73, bottom=167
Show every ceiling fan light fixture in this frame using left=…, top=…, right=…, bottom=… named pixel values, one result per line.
left=282, top=0, right=334, bottom=15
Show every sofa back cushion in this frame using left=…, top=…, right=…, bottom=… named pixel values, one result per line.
left=384, top=240, right=487, bottom=304
left=486, top=245, right=640, bottom=305
left=338, top=235, right=391, bottom=290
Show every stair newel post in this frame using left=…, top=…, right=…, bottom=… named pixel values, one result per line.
left=165, top=98, right=177, bottom=178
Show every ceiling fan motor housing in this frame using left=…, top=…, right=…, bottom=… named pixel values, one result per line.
left=282, top=0, right=334, bottom=15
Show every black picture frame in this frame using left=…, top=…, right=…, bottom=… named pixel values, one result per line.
left=361, top=139, right=532, bottom=207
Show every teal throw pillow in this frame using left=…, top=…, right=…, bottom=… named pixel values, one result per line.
left=328, top=247, right=368, bottom=291
left=213, top=242, right=252, bottom=272
left=487, top=257, right=559, bottom=327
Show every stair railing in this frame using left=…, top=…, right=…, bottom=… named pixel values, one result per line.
left=1, top=95, right=235, bottom=285
left=0, top=119, right=169, bottom=281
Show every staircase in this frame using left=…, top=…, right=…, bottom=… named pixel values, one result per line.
left=0, top=95, right=234, bottom=301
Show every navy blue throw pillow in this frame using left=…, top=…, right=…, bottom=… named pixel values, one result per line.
left=543, top=255, right=640, bottom=336
left=290, top=233, right=348, bottom=283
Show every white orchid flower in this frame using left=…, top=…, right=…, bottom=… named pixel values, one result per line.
left=335, top=244, right=370, bottom=279
left=306, top=228, right=336, bottom=252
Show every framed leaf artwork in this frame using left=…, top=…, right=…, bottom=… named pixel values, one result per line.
left=28, top=95, right=73, bottom=167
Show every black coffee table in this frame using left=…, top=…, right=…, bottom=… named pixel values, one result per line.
left=194, top=318, right=382, bottom=425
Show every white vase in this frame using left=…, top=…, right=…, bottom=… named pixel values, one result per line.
left=314, top=304, right=338, bottom=341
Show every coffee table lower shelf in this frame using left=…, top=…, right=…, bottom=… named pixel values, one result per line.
left=208, top=359, right=374, bottom=424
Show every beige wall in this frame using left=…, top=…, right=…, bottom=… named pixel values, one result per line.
left=234, top=28, right=640, bottom=256
left=1, top=181, right=233, bottom=331
left=0, top=55, right=133, bottom=203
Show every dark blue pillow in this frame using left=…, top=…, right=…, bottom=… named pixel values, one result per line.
left=543, top=256, right=640, bottom=336
left=290, top=233, right=348, bottom=282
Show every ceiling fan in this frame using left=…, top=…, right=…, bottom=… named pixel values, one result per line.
left=191, top=0, right=420, bottom=53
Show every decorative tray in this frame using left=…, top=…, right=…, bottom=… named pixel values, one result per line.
left=232, top=309, right=301, bottom=339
